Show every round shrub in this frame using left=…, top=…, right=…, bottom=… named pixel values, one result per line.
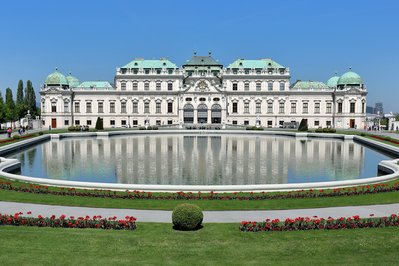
left=12, top=135, right=21, bottom=140
left=38, top=131, right=44, bottom=135
left=172, top=203, right=203, bottom=231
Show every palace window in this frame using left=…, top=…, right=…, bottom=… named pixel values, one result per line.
left=256, top=82, right=261, bottom=91
left=110, top=102, right=115, bottom=113
left=110, top=120, right=115, bottom=126
left=232, top=83, right=238, bottom=91
left=133, top=82, right=138, bottom=90
left=144, top=69, right=150, bottom=74
left=74, top=102, right=80, bottom=113
left=121, top=102, right=126, bottom=113
left=75, top=120, right=80, bottom=125
left=268, top=82, right=273, bottom=91
left=314, top=121, right=320, bottom=127
left=326, top=121, right=331, bottom=127
left=64, top=120, right=69, bottom=126
left=133, top=120, right=138, bottom=126
left=168, top=102, right=173, bottom=113
left=51, top=104, right=57, bottom=113
left=303, top=102, right=308, bottom=114
left=350, top=102, right=355, bottom=113
left=291, top=102, right=296, bottom=114
left=338, top=102, right=343, bottom=113
left=156, top=82, right=161, bottom=91
left=244, top=83, right=249, bottom=91
left=144, top=83, right=149, bottom=90
left=132, top=102, right=138, bottom=113
left=362, top=102, right=365, bottom=113
left=279, top=102, right=285, bottom=114
left=64, top=102, right=69, bottom=113
left=232, top=102, right=238, bottom=113
left=168, top=83, right=173, bottom=91
left=86, top=102, right=92, bottom=113
left=315, top=102, right=320, bottom=114
left=121, top=82, right=126, bottom=91
left=156, top=102, right=161, bottom=113
left=244, top=102, right=249, bottom=113
left=267, top=102, right=273, bottom=114
left=256, top=102, right=261, bottom=113
left=144, top=102, right=150, bottom=113
left=98, top=102, right=104, bottom=113
left=326, top=102, right=332, bottom=114
left=87, top=120, right=92, bottom=126
left=279, top=82, right=285, bottom=91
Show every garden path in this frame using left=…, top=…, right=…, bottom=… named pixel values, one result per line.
left=1, top=201, right=398, bottom=223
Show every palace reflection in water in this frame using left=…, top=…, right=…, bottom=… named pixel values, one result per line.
left=13, top=135, right=391, bottom=185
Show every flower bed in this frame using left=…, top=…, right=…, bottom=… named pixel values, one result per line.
left=240, top=214, right=399, bottom=232
left=0, top=133, right=38, bottom=144
left=370, top=135, right=399, bottom=145
left=0, top=180, right=399, bottom=201
left=0, top=212, right=137, bottom=230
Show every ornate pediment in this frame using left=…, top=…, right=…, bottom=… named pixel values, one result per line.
left=184, top=79, right=222, bottom=94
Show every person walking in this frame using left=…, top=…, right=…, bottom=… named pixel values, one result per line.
left=7, top=127, right=12, bottom=138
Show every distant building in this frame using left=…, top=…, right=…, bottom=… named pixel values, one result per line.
left=40, top=54, right=368, bottom=129
left=375, top=102, right=383, bottom=115
left=366, top=106, right=375, bottom=114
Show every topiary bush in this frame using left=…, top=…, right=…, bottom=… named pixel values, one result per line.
left=172, top=203, right=203, bottom=231
left=95, top=117, right=103, bottom=130
left=298, top=119, right=308, bottom=132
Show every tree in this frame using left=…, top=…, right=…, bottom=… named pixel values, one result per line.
left=0, top=91, right=5, bottom=124
left=298, top=119, right=308, bottom=132
left=15, top=80, right=27, bottom=119
left=24, top=80, right=36, bottom=116
left=16, top=80, right=24, bottom=105
left=5, top=88, right=16, bottom=121
left=95, top=117, right=103, bottom=130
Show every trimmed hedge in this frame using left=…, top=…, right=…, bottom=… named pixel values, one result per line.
left=172, top=204, right=203, bottom=230
left=246, top=126, right=264, bottom=131
left=315, top=127, right=336, bottom=133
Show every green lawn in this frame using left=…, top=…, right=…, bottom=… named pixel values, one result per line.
left=1, top=186, right=399, bottom=210
left=0, top=224, right=398, bottom=265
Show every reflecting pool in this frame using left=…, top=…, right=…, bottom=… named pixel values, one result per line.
left=10, top=134, right=392, bottom=185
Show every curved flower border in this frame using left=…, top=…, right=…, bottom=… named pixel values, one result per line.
left=0, top=212, right=137, bottom=230
left=240, top=213, right=399, bottom=232
left=1, top=180, right=399, bottom=201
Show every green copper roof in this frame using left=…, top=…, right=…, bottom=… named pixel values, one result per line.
left=337, top=70, right=363, bottom=85
left=183, top=55, right=222, bottom=67
left=227, top=58, right=284, bottom=69
left=66, top=73, right=80, bottom=87
left=326, top=74, right=340, bottom=87
left=291, top=81, right=329, bottom=90
left=45, top=69, right=69, bottom=86
left=78, top=81, right=114, bottom=90
left=123, top=59, right=177, bottom=69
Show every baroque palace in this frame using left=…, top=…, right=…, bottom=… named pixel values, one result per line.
left=40, top=53, right=367, bottom=129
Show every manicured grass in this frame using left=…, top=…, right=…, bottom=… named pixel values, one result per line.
left=0, top=224, right=398, bottom=265
left=1, top=186, right=399, bottom=210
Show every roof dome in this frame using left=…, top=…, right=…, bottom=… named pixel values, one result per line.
left=337, top=69, right=363, bottom=86
left=326, top=74, right=340, bottom=87
left=66, top=73, right=80, bottom=87
left=45, top=69, right=69, bottom=86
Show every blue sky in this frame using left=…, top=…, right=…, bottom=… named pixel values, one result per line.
left=0, top=0, right=398, bottom=112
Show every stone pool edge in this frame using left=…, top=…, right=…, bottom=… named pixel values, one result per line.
left=0, top=130, right=398, bottom=192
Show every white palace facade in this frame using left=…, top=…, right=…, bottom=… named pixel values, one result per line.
left=40, top=53, right=367, bottom=129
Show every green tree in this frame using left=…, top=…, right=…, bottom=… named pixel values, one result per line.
left=15, top=80, right=27, bottom=119
left=298, top=119, right=308, bottom=132
left=24, top=80, right=36, bottom=116
left=95, top=117, right=103, bottom=130
left=0, top=91, right=5, bottom=124
left=5, top=88, right=16, bottom=121
left=16, top=80, right=24, bottom=105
